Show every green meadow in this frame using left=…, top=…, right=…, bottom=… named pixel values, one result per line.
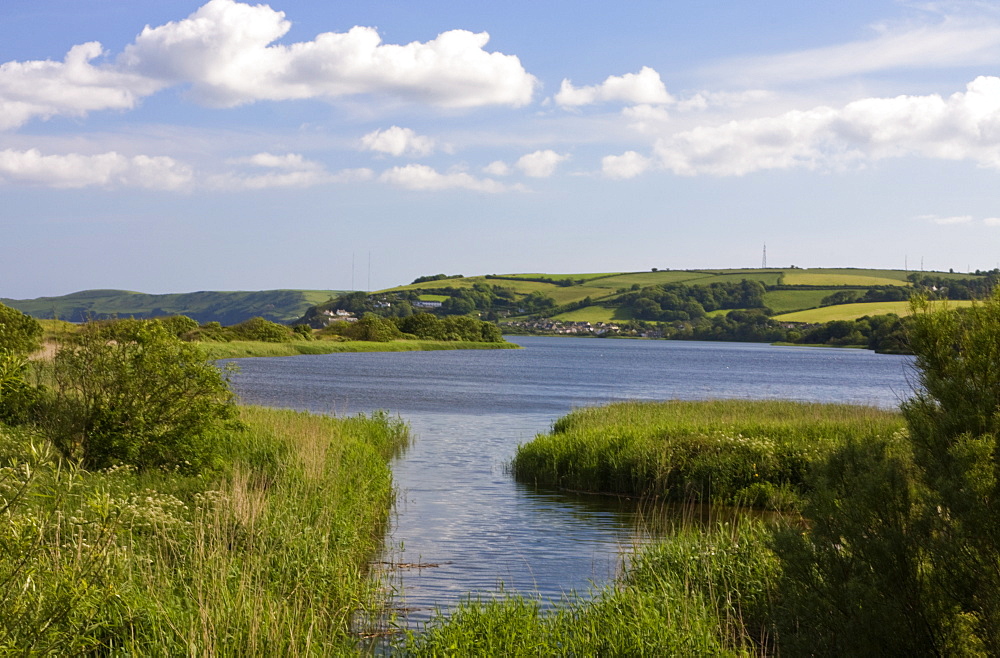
left=775, top=299, right=975, bottom=322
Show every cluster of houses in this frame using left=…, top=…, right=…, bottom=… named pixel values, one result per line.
left=500, top=319, right=640, bottom=336
left=319, top=309, right=357, bottom=325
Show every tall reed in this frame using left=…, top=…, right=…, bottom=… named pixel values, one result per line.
left=513, top=399, right=904, bottom=508
left=0, top=406, right=409, bottom=654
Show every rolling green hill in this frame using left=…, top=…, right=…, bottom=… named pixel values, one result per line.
left=2, top=289, right=348, bottom=325
left=359, top=267, right=992, bottom=326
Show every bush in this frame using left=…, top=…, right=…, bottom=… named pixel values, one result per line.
left=40, top=319, right=236, bottom=472
left=774, top=293, right=1000, bottom=654
left=230, top=317, right=292, bottom=342
left=0, top=302, right=43, bottom=356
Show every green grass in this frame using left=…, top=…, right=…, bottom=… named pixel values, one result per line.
left=0, top=406, right=409, bottom=654
left=775, top=299, right=975, bottom=322
left=197, top=338, right=519, bottom=359
left=762, top=289, right=832, bottom=313
left=551, top=306, right=632, bottom=323
left=512, top=399, right=904, bottom=509
left=417, top=294, right=449, bottom=302
left=782, top=271, right=909, bottom=287
left=403, top=520, right=778, bottom=656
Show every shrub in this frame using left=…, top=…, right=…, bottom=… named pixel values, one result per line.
left=40, top=319, right=236, bottom=472
left=230, top=317, right=291, bottom=342
left=774, top=293, right=1000, bottom=654
left=0, top=302, right=43, bottom=356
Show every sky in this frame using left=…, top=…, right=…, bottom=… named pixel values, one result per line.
left=3, top=0, right=1000, bottom=298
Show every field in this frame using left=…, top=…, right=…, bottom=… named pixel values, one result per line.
left=552, top=306, right=630, bottom=323
left=380, top=268, right=962, bottom=318
left=762, top=289, right=831, bottom=313
left=775, top=299, right=975, bottom=322
left=781, top=272, right=909, bottom=287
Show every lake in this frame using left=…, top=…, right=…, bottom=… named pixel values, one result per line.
left=226, top=336, right=914, bottom=624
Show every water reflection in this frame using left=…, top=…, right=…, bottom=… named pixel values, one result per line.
left=225, top=336, right=913, bottom=625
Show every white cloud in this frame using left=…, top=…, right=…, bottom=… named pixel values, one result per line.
left=708, top=14, right=1000, bottom=86
left=654, top=76, right=1000, bottom=176
left=209, top=166, right=372, bottom=190
left=0, top=0, right=538, bottom=130
left=555, top=66, right=672, bottom=108
left=602, top=151, right=652, bottom=180
left=0, top=42, right=163, bottom=129
left=917, top=214, right=974, bottom=225
left=0, top=148, right=191, bottom=189
left=119, top=0, right=537, bottom=109
left=231, top=152, right=323, bottom=170
left=515, top=150, right=568, bottom=178
left=360, top=126, right=435, bottom=157
left=483, top=160, right=511, bottom=176
left=984, top=217, right=1000, bottom=226
left=380, top=164, right=509, bottom=192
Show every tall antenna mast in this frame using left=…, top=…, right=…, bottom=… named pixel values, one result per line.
left=761, top=243, right=767, bottom=269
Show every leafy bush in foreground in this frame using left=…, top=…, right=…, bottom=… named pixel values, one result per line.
left=39, top=319, right=235, bottom=472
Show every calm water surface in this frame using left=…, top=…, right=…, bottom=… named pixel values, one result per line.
left=227, top=336, right=913, bottom=623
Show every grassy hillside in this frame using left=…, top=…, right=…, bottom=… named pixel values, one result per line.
left=2, top=289, right=348, bottom=325
left=372, top=267, right=973, bottom=325
left=775, top=299, right=976, bottom=322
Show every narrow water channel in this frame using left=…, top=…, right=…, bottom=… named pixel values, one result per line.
left=226, top=337, right=913, bottom=626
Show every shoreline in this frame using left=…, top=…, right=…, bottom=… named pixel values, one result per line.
left=198, top=338, right=520, bottom=359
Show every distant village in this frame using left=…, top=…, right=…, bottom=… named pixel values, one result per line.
left=499, top=319, right=664, bottom=339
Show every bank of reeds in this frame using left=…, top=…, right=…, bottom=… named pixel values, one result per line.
left=512, top=399, right=904, bottom=508
left=402, top=519, right=778, bottom=656
left=199, top=339, right=519, bottom=359
left=0, top=406, right=408, bottom=654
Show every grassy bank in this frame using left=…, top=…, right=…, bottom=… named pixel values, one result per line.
left=0, top=406, right=408, bottom=654
left=512, top=399, right=904, bottom=508
left=403, top=520, right=778, bottom=656
left=198, top=338, right=520, bottom=359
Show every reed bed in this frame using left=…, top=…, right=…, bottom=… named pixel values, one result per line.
left=198, top=339, right=518, bottom=360
left=402, top=520, right=778, bottom=656
left=0, top=406, right=409, bottom=654
left=512, top=399, right=904, bottom=508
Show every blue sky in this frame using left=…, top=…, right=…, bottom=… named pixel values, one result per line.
left=3, top=0, right=1000, bottom=298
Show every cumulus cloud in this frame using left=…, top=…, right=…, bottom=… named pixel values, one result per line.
left=0, top=0, right=538, bottom=130
left=119, top=0, right=537, bottom=109
left=602, top=151, right=652, bottom=180
left=0, top=42, right=164, bottom=129
left=515, top=150, right=568, bottom=178
left=380, top=164, right=509, bottom=192
left=230, top=152, right=323, bottom=170
left=654, top=76, right=1000, bottom=176
left=360, top=126, right=435, bottom=157
left=985, top=217, right=1000, bottom=226
left=0, top=148, right=191, bottom=189
left=555, top=67, right=672, bottom=108
left=483, top=160, right=511, bottom=176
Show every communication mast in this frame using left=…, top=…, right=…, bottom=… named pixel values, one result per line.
left=761, top=243, right=767, bottom=269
